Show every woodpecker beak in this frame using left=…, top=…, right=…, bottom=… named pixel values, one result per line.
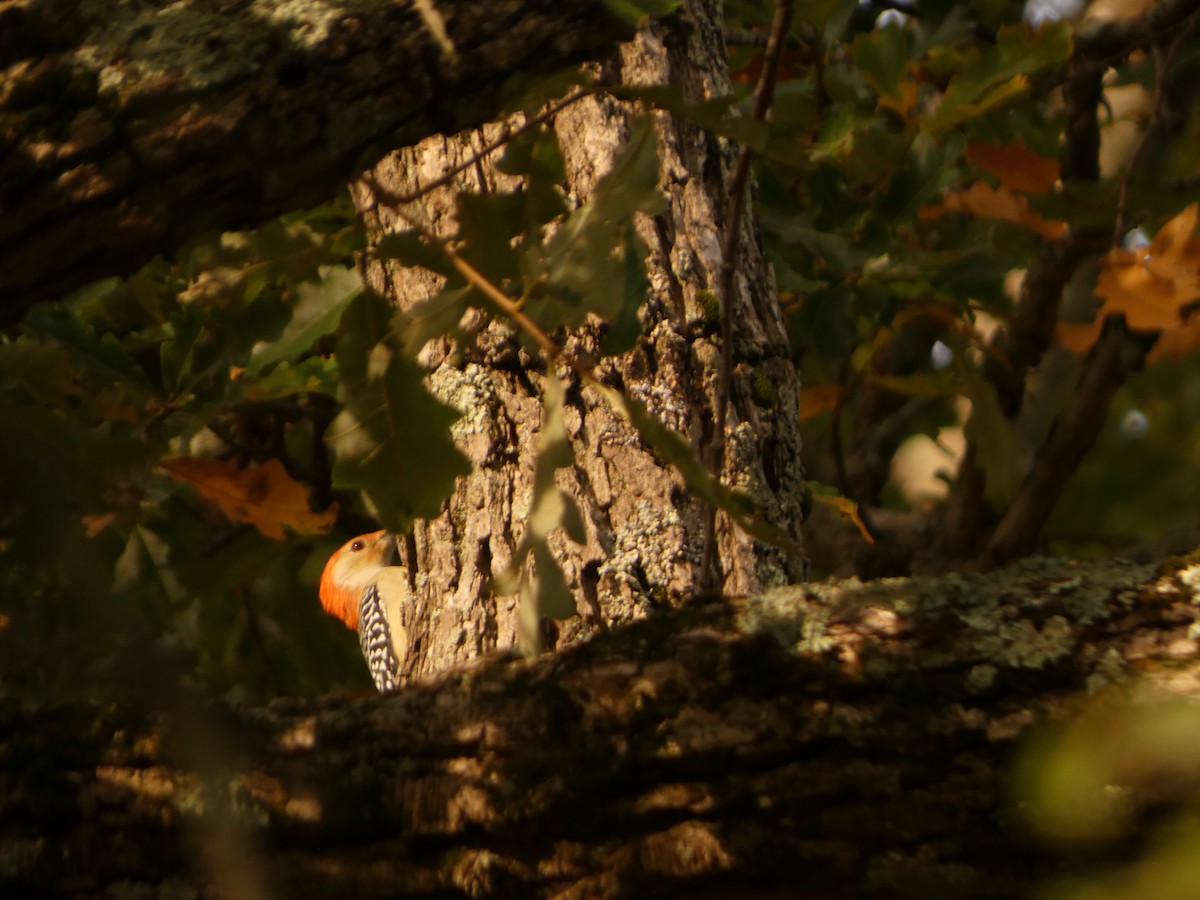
left=378, top=530, right=397, bottom=565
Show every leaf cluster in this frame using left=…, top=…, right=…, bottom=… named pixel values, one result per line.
left=0, top=198, right=380, bottom=698
left=735, top=0, right=1200, bottom=568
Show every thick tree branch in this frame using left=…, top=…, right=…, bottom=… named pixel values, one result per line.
left=982, top=321, right=1150, bottom=567
left=1074, top=0, right=1200, bottom=66
left=0, top=0, right=630, bottom=324
left=6, top=554, right=1200, bottom=896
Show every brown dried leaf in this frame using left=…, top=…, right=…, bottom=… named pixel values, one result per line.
left=919, top=181, right=1067, bottom=239
left=799, top=384, right=843, bottom=421
left=966, top=140, right=1060, bottom=194
left=163, top=457, right=336, bottom=540
left=1148, top=310, right=1200, bottom=363
left=82, top=512, right=116, bottom=537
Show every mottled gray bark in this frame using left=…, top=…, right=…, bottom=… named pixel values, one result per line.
left=355, top=0, right=807, bottom=681
left=0, top=0, right=628, bottom=322
left=5, top=555, right=1199, bottom=898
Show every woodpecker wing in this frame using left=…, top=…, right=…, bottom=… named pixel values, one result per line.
left=358, top=566, right=412, bottom=693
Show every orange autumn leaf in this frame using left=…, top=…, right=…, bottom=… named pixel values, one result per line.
left=966, top=140, right=1060, bottom=195
left=163, top=457, right=337, bottom=540
left=919, top=181, right=1067, bottom=239
left=1054, top=318, right=1105, bottom=354
left=1056, top=204, right=1200, bottom=354
left=82, top=512, right=117, bottom=537
left=1148, top=310, right=1200, bottom=363
left=800, top=384, right=844, bottom=420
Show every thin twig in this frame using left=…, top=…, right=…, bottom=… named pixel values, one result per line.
left=386, top=204, right=560, bottom=357
left=700, top=0, right=795, bottom=591
left=1112, top=10, right=1199, bottom=245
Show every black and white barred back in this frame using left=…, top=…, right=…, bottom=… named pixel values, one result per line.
left=358, top=583, right=401, bottom=693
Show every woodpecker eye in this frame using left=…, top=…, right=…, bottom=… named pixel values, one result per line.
left=351, top=540, right=365, bottom=552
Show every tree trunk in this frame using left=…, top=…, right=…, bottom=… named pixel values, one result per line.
left=354, top=0, right=807, bottom=680
left=5, top=554, right=1199, bottom=898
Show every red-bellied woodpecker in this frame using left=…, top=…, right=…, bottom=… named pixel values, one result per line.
left=319, top=530, right=412, bottom=693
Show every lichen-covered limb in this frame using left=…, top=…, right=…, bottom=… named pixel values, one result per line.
left=5, top=555, right=1200, bottom=896
left=0, top=0, right=628, bottom=323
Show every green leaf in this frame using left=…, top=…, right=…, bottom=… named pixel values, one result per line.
left=964, top=375, right=1022, bottom=509
left=532, top=543, right=577, bottom=620
left=923, top=22, right=1073, bottom=133
left=159, top=308, right=206, bottom=394
left=497, top=127, right=563, bottom=178
left=181, top=214, right=364, bottom=306
left=373, top=229, right=458, bottom=280
left=601, top=221, right=649, bottom=355
left=502, top=370, right=587, bottom=654
left=541, top=116, right=663, bottom=329
left=854, top=22, right=913, bottom=109
left=602, top=0, right=681, bottom=28
left=537, top=370, right=575, bottom=473
left=328, top=292, right=470, bottom=531
left=25, top=304, right=149, bottom=389
left=803, top=0, right=855, bottom=32
left=244, top=356, right=339, bottom=400
left=614, top=86, right=767, bottom=149
left=249, top=266, right=361, bottom=376
left=457, top=191, right=526, bottom=286
left=395, top=285, right=474, bottom=356
left=0, top=397, right=156, bottom=512
left=518, top=549, right=577, bottom=657
left=760, top=213, right=868, bottom=271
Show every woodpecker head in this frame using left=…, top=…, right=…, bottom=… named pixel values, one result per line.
left=319, top=530, right=396, bottom=630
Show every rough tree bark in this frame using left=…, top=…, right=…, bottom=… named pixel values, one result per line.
left=6, top=555, right=1200, bottom=897
left=353, top=0, right=806, bottom=679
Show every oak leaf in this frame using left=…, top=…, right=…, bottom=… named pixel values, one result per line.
left=799, top=384, right=844, bottom=420
left=81, top=513, right=117, bottom=537
left=162, top=457, right=336, bottom=540
left=1056, top=204, right=1200, bottom=355
left=965, top=140, right=1060, bottom=194
left=919, top=181, right=1067, bottom=239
